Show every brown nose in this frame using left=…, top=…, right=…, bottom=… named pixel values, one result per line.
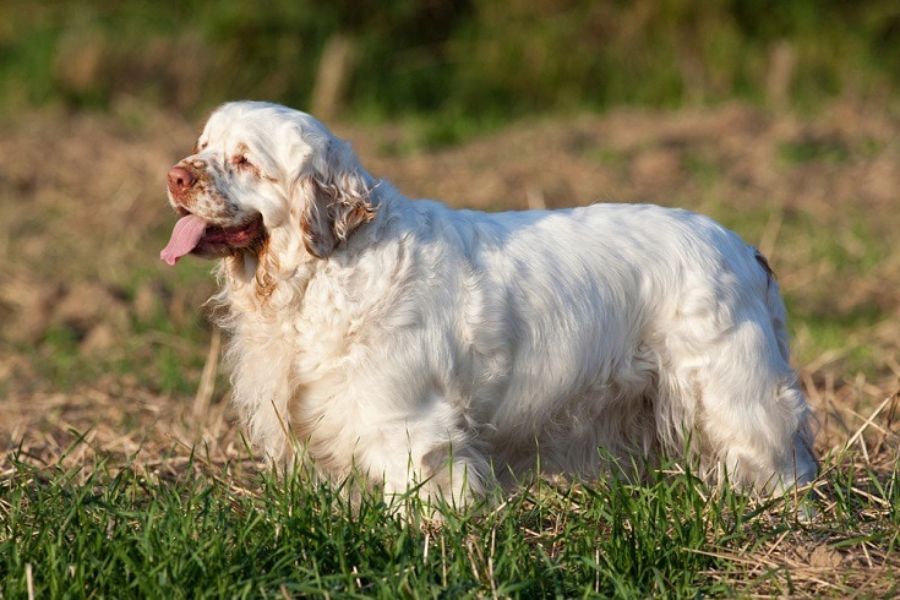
left=167, top=165, right=196, bottom=195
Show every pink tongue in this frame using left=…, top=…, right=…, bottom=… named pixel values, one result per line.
left=160, top=214, right=208, bottom=266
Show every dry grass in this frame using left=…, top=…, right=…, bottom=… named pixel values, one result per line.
left=1, top=100, right=898, bottom=596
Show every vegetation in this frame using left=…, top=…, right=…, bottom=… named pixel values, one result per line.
left=2, top=448, right=898, bottom=597
left=2, top=0, right=899, bottom=127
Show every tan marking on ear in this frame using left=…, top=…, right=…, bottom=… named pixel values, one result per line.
left=324, top=182, right=377, bottom=245
left=348, top=203, right=376, bottom=227
left=294, top=139, right=376, bottom=258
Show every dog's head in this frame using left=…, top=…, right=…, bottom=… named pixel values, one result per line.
left=161, top=101, right=375, bottom=266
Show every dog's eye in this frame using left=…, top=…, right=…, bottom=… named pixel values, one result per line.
left=232, top=154, right=252, bottom=169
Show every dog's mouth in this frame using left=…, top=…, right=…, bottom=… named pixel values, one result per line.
left=160, top=210, right=264, bottom=266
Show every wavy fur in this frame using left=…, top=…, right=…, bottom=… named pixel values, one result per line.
left=170, top=101, right=818, bottom=504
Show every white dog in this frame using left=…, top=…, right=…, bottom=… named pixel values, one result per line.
left=161, top=101, right=817, bottom=503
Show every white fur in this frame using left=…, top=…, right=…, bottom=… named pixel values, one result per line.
left=171, top=101, right=817, bottom=503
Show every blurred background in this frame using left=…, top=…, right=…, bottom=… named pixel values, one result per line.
left=0, top=0, right=897, bottom=465
left=3, top=1, right=900, bottom=133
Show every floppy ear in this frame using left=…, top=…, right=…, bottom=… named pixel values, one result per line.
left=297, top=139, right=376, bottom=259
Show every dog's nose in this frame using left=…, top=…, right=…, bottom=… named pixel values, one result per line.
left=167, top=165, right=196, bottom=194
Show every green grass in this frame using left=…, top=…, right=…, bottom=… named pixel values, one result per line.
left=779, top=138, right=850, bottom=165
left=2, top=446, right=898, bottom=598
left=23, top=301, right=212, bottom=397
left=3, top=0, right=900, bottom=128
left=17, top=240, right=218, bottom=395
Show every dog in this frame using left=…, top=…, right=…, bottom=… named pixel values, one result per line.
left=161, top=101, right=817, bottom=503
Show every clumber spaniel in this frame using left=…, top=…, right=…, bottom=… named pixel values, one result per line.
left=161, top=101, right=817, bottom=503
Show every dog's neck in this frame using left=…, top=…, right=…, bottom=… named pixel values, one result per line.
left=214, top=237, right=320, bottom=326
left=213, top=183, right=397, bottom=327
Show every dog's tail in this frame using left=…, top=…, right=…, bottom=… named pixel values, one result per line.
left=753, top=247, right=775, bottom=281
left=753, top=246, right=820, bottom=482
left=752, top=247, right=791, bottom=362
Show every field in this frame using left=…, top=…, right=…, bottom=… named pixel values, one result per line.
left=0, top=99, right=898, bottom=597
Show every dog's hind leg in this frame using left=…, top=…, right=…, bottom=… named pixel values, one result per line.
left=660, top=288, right=817, bottom=492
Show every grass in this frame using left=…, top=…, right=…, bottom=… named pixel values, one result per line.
left=779, top=138, right=850, bottom=166
left=2, top=442, right=897, bottom=598
left=3, top=0, right=900, bottom=131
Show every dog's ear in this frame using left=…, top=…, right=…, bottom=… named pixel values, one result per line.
left=297, top=139, right=376, bottom=259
